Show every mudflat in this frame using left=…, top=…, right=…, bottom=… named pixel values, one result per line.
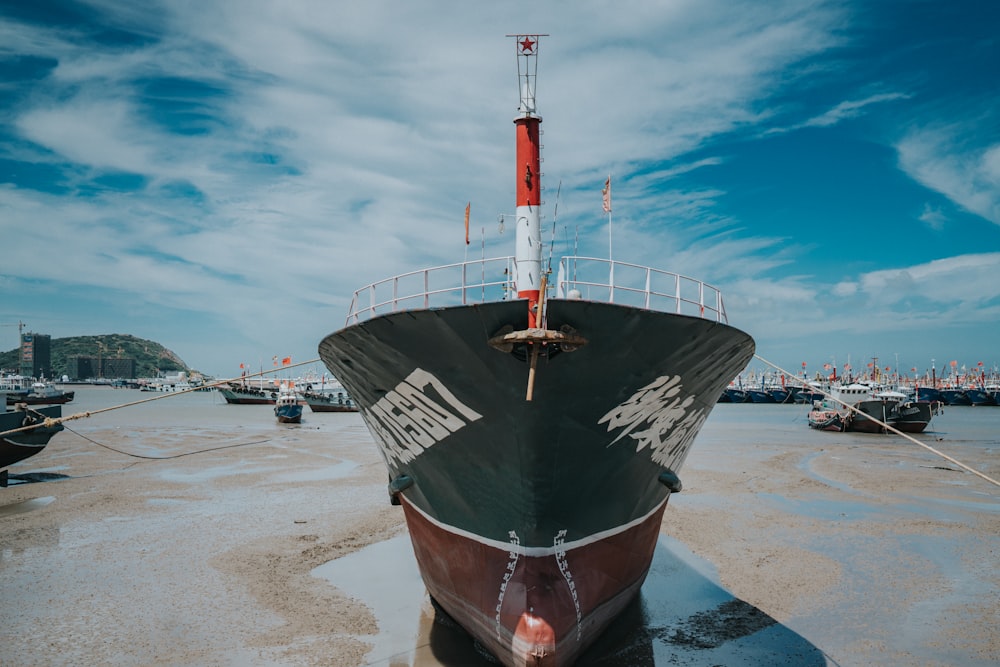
left=1, top=391, right=997, bottom=666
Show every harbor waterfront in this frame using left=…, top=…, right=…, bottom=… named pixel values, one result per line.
left=1, top=386, right=997, bottom=666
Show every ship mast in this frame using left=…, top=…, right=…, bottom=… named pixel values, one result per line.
left=510, top=34, right=547, bottom=327
left=490, top=35, right=585, bottom=401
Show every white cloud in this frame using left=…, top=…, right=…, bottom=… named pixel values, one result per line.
left=897, top=126, right=1000, bottom=225
left=4, top=0, right=997, bottom=375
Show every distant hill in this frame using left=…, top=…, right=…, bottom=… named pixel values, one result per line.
left=0, top=334, right=191, bottom=379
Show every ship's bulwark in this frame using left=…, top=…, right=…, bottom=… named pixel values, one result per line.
left=318, top=298, right=755, bottom=665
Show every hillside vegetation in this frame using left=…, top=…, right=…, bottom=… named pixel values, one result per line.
left=0, top=334, right=190, bottom=379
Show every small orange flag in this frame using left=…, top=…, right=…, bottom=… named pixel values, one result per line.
left=464, top=202, right=471, bottom=245
left=282, top=357, right=292, bottom=366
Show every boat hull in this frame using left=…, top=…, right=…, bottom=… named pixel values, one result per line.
left=218, top=386, right=276, bottom=405
left=891, top=401, right=932, bottom=433
left=300, top=391, right=359, bottom=413
left=318, top=298, right=754, bottom=664
left=6, top=390, right=74, bottom=405
left=1, top=405, right=64, bottom=470
left=963, top=389, right=996, bottom=406
left=940, top=389, right=971, bottom=406
left=847, top=400, right=893, bottom=433
left=807, top=409, right=846, bottom=432
left=274, top=403, right=303, bottom=423
left=401, top=494, right=666, bottom=666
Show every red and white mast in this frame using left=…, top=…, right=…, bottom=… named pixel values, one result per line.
left=510, top=34, right=547, bottom=327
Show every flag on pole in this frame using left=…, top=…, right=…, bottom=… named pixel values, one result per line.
left=464, top=202, right=471, bottom=245
left=602, top=177, right=611, bottom=213
left=282, top=356, right=291, bottom=366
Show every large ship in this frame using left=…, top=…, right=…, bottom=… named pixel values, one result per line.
left=318, top=35, right=755, bottom=666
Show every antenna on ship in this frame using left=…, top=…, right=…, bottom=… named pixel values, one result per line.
left=546, top=179, right=561, bottom=275
left=507, top=33, right=548, bottom=328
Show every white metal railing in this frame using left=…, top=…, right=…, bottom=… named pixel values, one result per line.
left=345, top=255, right=728, bottom=325
left=554, top=256, right=728, bottom=323
left=345, top=256, right=517, bottom=324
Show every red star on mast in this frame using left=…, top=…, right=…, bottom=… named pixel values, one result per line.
left=519, top=37, right=535, bottom=53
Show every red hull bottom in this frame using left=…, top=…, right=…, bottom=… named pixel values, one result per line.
left=399, top=496, right=668, bottom=666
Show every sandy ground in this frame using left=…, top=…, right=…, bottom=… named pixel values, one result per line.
left=1, top=396, right=998, bottom=666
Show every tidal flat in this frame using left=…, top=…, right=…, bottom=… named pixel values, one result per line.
left=2, top=389, right=997, bottom=666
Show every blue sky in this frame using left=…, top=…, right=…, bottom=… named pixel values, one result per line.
left=1, top=0, right=998, bottom=381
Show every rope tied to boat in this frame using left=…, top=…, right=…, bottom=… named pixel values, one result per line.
left=754, top=354, right=1000, bottom=490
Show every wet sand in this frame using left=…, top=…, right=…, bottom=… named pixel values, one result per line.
left=1, top=391, right=998, bottom=666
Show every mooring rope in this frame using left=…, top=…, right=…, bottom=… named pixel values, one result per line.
left=60, top=424, right=274, bottom=460
left=753, top=353, right=1000, bottom=489
left=0, top=358, right=322, bottom=439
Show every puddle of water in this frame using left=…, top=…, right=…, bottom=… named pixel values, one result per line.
left=272, top=460, right=359, bottom=484
left=157, top=461, right=265, bottom=483
left=0, top=495, right=55, bottom=517
left=145, top=497, right=190, bottom=506
left=312, top=534, right=832, bottom=666
left=313, top=535, right=428, bottom=664
left=757, top=492, right=879, bottom=521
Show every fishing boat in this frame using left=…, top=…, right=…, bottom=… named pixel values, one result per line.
left=939, top=387, right=971, bottom=406
left=5, top=382, right=74, bottom=406
left=273, top=384, right=303, bottom=424
left=298, top=388, right=358, bottom=413
left=218, top=382, right=277, bottom=405
left=317, top=36, right=755, bottom=666
left=963, top=387, right=997, bottom=406
left=807, top=406, right=848, bottom=432
left=722, top=386, right=749, bottom=403
left=1, top=404, right=64, bottom=484
left=890, top=400, right=933, bottom=433
left=845, top=390, right=933, bottom=434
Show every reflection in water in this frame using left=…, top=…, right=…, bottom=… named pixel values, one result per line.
left=0, top=494, right=57, bottom=517
left=313, top=535, right=836, bottom=666
left=3, top=472, right=71, bottom=486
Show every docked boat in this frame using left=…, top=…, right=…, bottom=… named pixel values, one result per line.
left=1, top=404, right=64, bottom=483
left=746, top=387, right=776, bottom=403
left=845, top=389, right=933, bottom=434
left=986, top=385, right=1000, bottom=405
left=316, top=36, right=755, bottom=666
left=807, top=406, right=848, bottom=432
left=273, top=385, right=303, bottom=424
left=298, top=389, right=358, bottom=413
left=795, top=380, right=827, bottom=404
left=769, top=387, right=792, bottom=404
left=963, top=388, right=996, bottom=406
left=218, top=382, right=277, bottom=405
left=913, top=386, right=944, bottom=404
left=6, top=382, right=74, bottom=406
left=890, top=400, right=933, bottom=433
left=939, top=388, right=971, bottom=406
left=842, top=399, right=889, bottom=433
left=722, top=386, right=749, bottom=403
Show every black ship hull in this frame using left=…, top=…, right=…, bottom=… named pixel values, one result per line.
left=319, top=297, right=754, bottom=664
left=1, top=405, right=64, bottom=471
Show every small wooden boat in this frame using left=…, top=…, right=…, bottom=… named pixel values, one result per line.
left=807, top=408, right=847, bottom=432
left=273, top=385, right=303, bottom=424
